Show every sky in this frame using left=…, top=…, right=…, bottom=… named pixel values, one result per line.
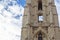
left=55, top=0, right=60, bottom=26
left=0, top=0, right=60, bottom=40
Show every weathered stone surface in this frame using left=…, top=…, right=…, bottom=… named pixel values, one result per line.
left=21, top=0, right=60, bottom=40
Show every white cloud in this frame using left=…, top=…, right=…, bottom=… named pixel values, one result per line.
left=0, top=0, right=24, bottom=40
left=0, top=4, right=4, bottom=11
left=8, top=5, right=20, bottom=14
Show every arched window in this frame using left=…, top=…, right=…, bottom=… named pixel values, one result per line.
left=38, top=0, right=42, bottom=10
left=38, top=32, right=43, bottom=40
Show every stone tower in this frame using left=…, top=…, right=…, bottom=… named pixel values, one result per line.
left=21, top=0, right=60, bottom=40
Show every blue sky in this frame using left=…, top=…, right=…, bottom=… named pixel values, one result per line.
left=0, top=0, right=60, bottom=40
left=0, top=0, right=24, bottom=40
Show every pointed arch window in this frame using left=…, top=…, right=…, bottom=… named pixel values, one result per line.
left=38, top=32, right=43, bottom=40
left=38, top=0, right=42, bottom=10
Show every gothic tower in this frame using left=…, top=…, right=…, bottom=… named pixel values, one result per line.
left=21, top=0, right=60, bottom=40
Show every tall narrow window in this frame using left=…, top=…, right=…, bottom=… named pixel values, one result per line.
left=38, top=32, right=43, bottom=40
left=38, top=0, right=42, bottom=10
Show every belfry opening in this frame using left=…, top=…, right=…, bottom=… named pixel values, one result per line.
left=38, top=0, right=42, bottom=10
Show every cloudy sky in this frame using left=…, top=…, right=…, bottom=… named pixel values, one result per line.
left=0, top=0, right=60, bottom=40
left=55, top=0, right=60, bottom=25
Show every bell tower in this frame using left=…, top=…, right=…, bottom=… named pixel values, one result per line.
left=21, top=0, right=59, bottom=40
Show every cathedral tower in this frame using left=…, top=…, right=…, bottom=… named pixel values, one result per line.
left=21, top=0, right=60, bottom=40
